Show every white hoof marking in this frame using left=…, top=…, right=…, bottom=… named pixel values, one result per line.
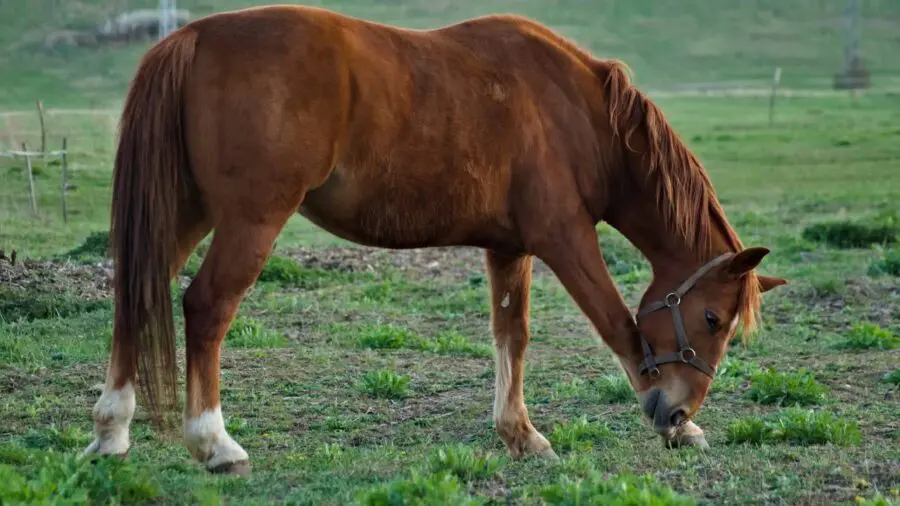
left=184, top=407, right=249, bottom=469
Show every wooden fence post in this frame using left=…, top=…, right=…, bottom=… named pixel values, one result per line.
left=36, top=100, right=47, bottom=155
left=61, top=137, right=69, bottom=223
left=768, top=67, right=782, bottom=126
left=22, top=142, right=37, bottom=216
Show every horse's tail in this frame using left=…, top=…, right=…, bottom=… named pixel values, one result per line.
left=110, top=28, right=197, bottom=432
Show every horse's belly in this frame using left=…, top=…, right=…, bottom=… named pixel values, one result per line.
left=298, top=168, right=474, bottom=249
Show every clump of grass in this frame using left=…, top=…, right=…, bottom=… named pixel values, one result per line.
left=0, top=449, right=159, bottom=504
left=539, top=471, right=695, bottom=506
left=855, top=494, right=896, bottom=506
left=356, top=471, right=482, bottom=506
left=357, top=323, right=418, bottom=350
left=593, top=374, right=634, bottom=403
left=726, top=408, right=862, bottom=446
left=801, top=219, right=897, bottom=249
left=882, top=368, right=900, bottom=385
left=832, top=322, right=898, bottom=351
left=548, top=416, right=615, bottom=452
left=353, top=324, right=492, bottom=358
left=0, top=288, right=110, bottom=322
left=745, top=368, right=829, bottom=406
left=420, top=330, right=492, bottom=358
left=256, top=255, right=353, bottom=288
left=22, top=425, right=91, bottom=451
left=360, top=369, right=410, bottom=399
left=868, top=249, right=900, bottom=277
left=60, top=231, right=109, bottom=262
left=426, top=444, right=504, bottom=481
left=718, top=356, right=764, bottom=378
left=226, top=316, right=287, bottom=348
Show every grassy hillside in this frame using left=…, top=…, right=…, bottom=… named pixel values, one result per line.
left=1, top=0, right=900, bottom=108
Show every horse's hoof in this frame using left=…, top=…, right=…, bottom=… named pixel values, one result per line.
left=535, top=446, right=560, bottom=461
left=84, top=449, right=130, bottom=463
left=208, top=459, right=251, bottom=477
left=670, top=433, right=710, bottom=450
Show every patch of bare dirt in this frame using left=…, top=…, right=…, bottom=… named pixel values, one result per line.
left=284, top=245, right=555, bottom=282
left=0, top=256, right=112, bottom=301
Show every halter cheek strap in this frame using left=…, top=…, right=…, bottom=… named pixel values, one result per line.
left=634, top=253, right=732, bottom=380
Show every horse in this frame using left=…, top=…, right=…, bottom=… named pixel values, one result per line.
left=82, top=4, right=787, bottom=476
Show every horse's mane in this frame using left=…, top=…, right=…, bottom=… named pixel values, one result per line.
left=597, top=60, right=762, bottom=338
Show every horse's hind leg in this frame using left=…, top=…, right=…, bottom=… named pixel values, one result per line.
left=180, top=210, right=298, bottom=476
left=486, top=251, right=558, bottom=460
left=84, top=207, right=210, bottom=459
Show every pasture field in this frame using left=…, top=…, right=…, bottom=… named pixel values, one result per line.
left=1, top=90, right=900, bottom=505
left=2, top=0, right=900, bottom=108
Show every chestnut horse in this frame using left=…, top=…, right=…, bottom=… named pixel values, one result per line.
left=83, top=5, right=787, bottom=475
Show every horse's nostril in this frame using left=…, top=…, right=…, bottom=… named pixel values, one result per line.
left=670, top=410, right=687, bottom=427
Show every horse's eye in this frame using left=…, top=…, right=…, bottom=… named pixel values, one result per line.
left=704, top=309, right=720, bottom=331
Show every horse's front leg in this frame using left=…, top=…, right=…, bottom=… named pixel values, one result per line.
left=485, top=251, right=558, bottom=460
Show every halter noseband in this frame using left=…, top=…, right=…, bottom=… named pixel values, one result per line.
left=634, top=253, right=732, bottom=380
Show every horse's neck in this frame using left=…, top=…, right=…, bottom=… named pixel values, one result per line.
left=604, top=187, right=724, bottom=282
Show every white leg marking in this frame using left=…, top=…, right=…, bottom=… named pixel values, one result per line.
left=83, top=382, right=135, bottom=456
left=500, top=292, right=511, bottom=308
left=493, top=343, right=513, bottom=422
left=184, top=407, right=248, bottom=469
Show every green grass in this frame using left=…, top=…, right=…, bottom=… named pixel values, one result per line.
left=224, top=316, right=287, bottom=349
left=0, top=448, right=159, bottom=505
left=1, top=92, right=899, bottom=504
left=745, top=369, right=830, bottom=406
left=426, top=444, right=504, bottom=481
left=2, top=0, right=900, bottom=109
left=726, top=408, right=863, bottom=446
left=360, top=369, right=411, bottom=400
left=868, top=248, right=900, bottom=277
left=548, top=416, right=616, bottom=453
left=537, top=471, right=696, bottom=506
left=802, top=218, right=898, bottom=249
left=884, top=369, right=900, bottom=385
left=832, top=322, right=899, bottom=351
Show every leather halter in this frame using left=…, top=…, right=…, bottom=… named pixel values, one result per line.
left=635, top=253, right=732, bottom=380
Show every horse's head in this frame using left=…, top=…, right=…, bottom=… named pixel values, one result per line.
left=629, top=248, right=786, bottom=442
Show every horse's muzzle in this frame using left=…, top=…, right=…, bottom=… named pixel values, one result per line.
left=641, top=386, right=687, bottom=434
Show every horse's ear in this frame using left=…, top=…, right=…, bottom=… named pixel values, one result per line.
left=725, top=247, right=788, bottom=292
left=757, top=275, right=788, bottom=293
left=726, top=247, right=770, bottom=278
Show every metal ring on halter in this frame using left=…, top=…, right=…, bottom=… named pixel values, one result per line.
left=679, top=348, right=696, bottom=363
left=664, top=292, right=681, bottom=307
left=648, top=367, right=661, bottom=379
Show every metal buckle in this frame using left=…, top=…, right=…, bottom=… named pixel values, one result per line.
left=664, top=292, right=681, bottom=307
left=679, top=348, right=696, bottom=363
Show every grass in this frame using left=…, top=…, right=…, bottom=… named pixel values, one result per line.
left=1, top=89, right=900, bottom=504
left=745, top=369, right=830, bottom=406
left=832, top=322, right=899, bottom=351
left=224, top=316, right=287, bottom=349
left=0, top=448, right=159, bottom=504
left=883, top=369, right=900, bottom=385
left=802, top=219, right=898, bottom=249
left=726, top=408, right=863, bottom=446
left=426, top=444, right=504, bottom=481
left=2, top=0, right=900, bottom=109
left=360, top=369, right=411, bottom=399
left=537, top=471, right=696, bottom=506
left=868, top=248, right=900, bottom=277
left=548, top=416, right=615, bottom=453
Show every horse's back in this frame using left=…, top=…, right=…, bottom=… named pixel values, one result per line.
left=180, top=5, right=601, bottom=250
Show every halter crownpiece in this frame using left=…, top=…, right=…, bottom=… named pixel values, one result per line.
left=635, top=253, right=733, bottom=380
